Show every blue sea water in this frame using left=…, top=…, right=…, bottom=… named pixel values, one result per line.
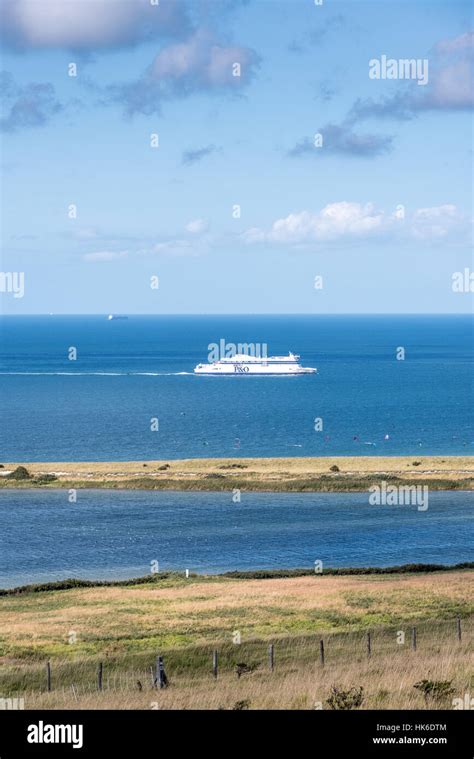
left=0, top=489, right=472, bottom=588
left=0, top=315, right=472, bottom=460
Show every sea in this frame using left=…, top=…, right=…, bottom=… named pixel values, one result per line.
left=0, top=314, right=472, bottom=584
left=0, top=314, right=472, bottom=460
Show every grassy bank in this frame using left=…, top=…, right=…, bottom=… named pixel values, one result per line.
left=2, top=562, right=473, bottom=596
left=1, top=477, right=472, bottom=492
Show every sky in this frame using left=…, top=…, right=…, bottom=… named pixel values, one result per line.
left=0, top=0, right=473, bottom=314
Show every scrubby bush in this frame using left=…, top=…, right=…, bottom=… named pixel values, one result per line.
left=327, top=686, right=364, bottom=710
left=34, top=474, right=58, bottom=483
left=5, top=466, right=31, bottom=480
left=235, top=663, right=257, bottom=678
left=218, top=463, right=248, bottom=469
left=232, top=700, right=251, bottom=710
left=414, top=680, right=455, bottom=703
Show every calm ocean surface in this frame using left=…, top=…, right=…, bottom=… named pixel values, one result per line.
left=0, top=315, right=472, bottom=460
left=0, top=489, right=472, bottom=588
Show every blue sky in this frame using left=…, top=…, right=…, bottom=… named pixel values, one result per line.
left=0, top=0, right=472, bottom=314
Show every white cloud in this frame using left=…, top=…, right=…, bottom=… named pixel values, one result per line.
left=244, top=202, right=468, bottom=245
left=152, top=241, right=190, bottom=253
left=150, top=30, right=258, bottom=87
left=411, top=204, right=462, bottom=240
left=136, top=239, right=195, bottom=256
left=244, top=202, right=387, bottom=244
left=435, top=31, right=474, bottom=56
left=0, top=73, right=62, bottom=133
left=349, top=30, right=474, bottom=121
left=83, top=250, right=128, bottom=262
left=113, top=29, right=261, bottom=116
left=428, top=60, right=474, bottom=109
left=185, top=218, right=208, bottom=234
left=0, top=0, right=188, bottom=51
left=73, top=227, right=99, bottom=240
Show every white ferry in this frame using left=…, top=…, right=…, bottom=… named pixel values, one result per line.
left=194, top=352, right=317, bottom=376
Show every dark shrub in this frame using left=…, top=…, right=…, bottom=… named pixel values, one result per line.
left=327, top=686, right=364, bottom=710
left=34, top=474, right=58, bottom=483
left=233, top=700, right=251, bottom=710
left=219, top=463, right=248, bottom=469
left=414, top=680, right=455, bottom=703
left=235, top=663, right=257, bottom=678
left=5, top=466, right=31, bottom=480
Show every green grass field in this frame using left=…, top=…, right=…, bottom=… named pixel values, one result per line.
left=1, top=569, right=472, bottom=709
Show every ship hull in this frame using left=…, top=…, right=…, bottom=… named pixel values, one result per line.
left=194, top=365, right=316, bottom=375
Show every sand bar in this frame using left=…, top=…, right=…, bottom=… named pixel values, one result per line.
left=0, top=455, right=473, bottom=491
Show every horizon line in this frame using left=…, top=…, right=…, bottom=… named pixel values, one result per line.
left=0, top=313, right=473, bottom=318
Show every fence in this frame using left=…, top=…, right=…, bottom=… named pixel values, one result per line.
left=32, top=616, right=468, bottom=694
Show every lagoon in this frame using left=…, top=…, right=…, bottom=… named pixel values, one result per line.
left=0, top=489, right=472, bottom=588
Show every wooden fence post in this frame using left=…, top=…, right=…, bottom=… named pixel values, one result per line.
left=46, top=661, right=51, bottom=692
left=456, top=618, right=462, bottom=642
left=367, top=632, right=371, bottom=658
left=156, top=656, right=168, bottom=689
left=412, top=627, right=417, bottom=651
left=319, top=639, right=325, bottom=667
left=268, top=643, right=274, bottom=672
left=212, top=650, right=218, bottom=679
left=97, top=662, right=103, bottom=691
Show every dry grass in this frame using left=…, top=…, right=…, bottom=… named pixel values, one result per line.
left=4, top=629, right=472, bottom=711
left=1, top=572, right=472, bottom=659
